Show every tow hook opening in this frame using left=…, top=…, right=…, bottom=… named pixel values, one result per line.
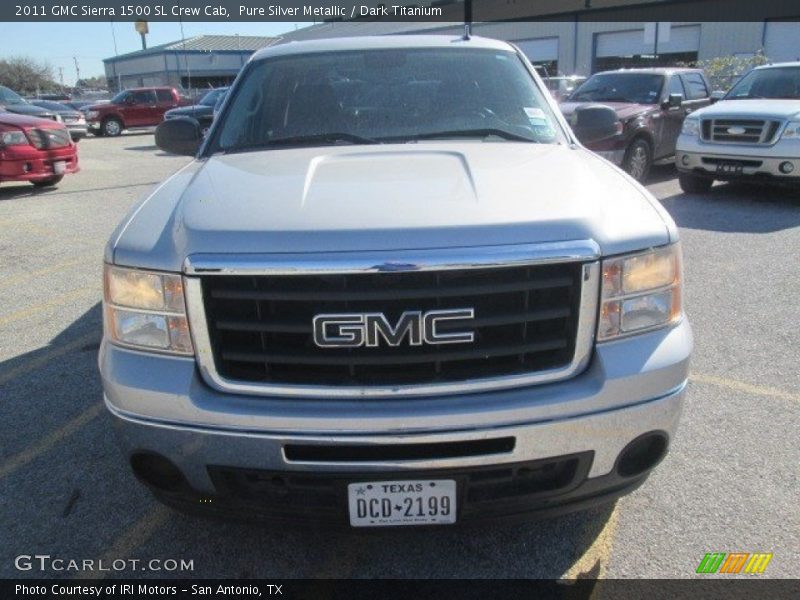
left=616, top=431, right=669, bottom=478
left=130, top=452, right=188, bottom=493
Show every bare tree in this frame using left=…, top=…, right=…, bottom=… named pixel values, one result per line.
left=0, top=56, right=58, bottom=94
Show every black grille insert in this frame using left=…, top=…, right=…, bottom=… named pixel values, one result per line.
left=201, top=262, right=584, bottom=387
left=284, top=437, right=515, bottom=462
left=207, top=452, right=593, bottom=520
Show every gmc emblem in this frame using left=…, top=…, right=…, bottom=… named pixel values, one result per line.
left=313, top=309, right=475, bottom=348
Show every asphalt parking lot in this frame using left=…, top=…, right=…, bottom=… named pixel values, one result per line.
left=0, top=133, right=798, bottom=580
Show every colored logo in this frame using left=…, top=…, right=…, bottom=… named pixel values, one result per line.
left=696, top=552, right=772, bottom=574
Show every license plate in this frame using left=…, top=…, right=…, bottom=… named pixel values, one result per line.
left=347, top=479, right=456, bottom=527
left=716, top=162, right=743, bottom=175
left=53, top=161, right=66, bottom=175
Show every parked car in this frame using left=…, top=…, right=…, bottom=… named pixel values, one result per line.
left=0, top=111, right=79, bottom=187
left=676, top=61, right=800, bottom=192
left=560, top=68, right=713, bottom=181
left=163, top=87, right=229, bottom=136
left=104, top=35, right=692, bottom=526
left=0, top=85, right=60, bottom=122
left=29, top=100, right=87, bottom=141
left=85, top=87, right=191, bottom=137
left=542, top=75, right=587, bottom=102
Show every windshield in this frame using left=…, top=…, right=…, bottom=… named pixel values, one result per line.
left=568, top=73, right=664, bottom=104
left=0, top=85, right=27, bottom=105
left=110, top=90, right=130, bottom=103
left=212, top=48, right=564, bottom=153
left=199, top=88, right=227, bottom=107
left=725, top=67, right=800, bottom=100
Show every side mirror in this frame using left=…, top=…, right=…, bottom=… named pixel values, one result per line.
left=664, top=93, right=683, bottom=109
left=571, top=104, right=621, bottom=144
left=155, top=117, right=202, bottom=156
left=710, top=90, right=725, bottom=104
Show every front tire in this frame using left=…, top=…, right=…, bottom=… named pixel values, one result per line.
left=678, top=172, right=713, bottom=194
left=622, top=138, right=652, bottom=182
left=32, top=175, right=64, bottom=188
left=102, top=117, right=123, bottom=137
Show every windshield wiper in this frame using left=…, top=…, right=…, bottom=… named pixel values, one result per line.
left=398, top=128, right=538, bottom=143
left=225, top=132, right=380, bottom=153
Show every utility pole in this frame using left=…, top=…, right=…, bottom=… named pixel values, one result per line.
left=59, top=67, right=64, bottom=91
left=73, top=56, right=81, bottom=86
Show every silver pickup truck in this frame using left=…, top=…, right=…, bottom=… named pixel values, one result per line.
left=677, top=61, right=800, bottom=192
left=100, top=36, right=692, bottom=527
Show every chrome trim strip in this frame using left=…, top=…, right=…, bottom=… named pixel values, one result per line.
left=183, top=240, right=601, bottom=275
left=184, top=243, right=600, bottom=399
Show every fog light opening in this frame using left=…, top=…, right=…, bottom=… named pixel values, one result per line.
left=779, top=161, right=794, bottom=174
left=130, top=452, right=188, bottom=492
left=616, top=432, right=669, bottom=478
left=681, top=154, right=690, bottom=166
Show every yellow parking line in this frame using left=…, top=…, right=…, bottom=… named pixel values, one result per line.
left=562, top=503, right=620, bottom=581
left=0, top=403, right=104, bottom=480
left=0, top=256, right=98, bottom=290
left=0, top=331, right=99, bottom=387
left=691, top=373, right=799, bottom=403
left=74, top=506, right=172, bottom=580
left=0, top=286, right=97, bottom=327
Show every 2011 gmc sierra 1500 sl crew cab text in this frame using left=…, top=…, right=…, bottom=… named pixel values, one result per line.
left=100, top=36, right=692, bottom=527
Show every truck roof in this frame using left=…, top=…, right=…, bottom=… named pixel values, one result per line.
left=600, top=67, right=705, bottom=76
left=251, top=35, right=515, bottom=61
left=754, top=61, right=800, bottom=70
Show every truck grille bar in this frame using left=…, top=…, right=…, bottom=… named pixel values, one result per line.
left=701, top=118, right=782, bottom=145
left=184, top=242, right=600, bottom=398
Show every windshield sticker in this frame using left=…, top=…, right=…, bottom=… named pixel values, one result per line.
left=524, top=107, right=546, bottom=119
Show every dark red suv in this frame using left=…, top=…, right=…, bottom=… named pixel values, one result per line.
left=560, top=68, right=713, bottom=182
left=85, top=87, right=191, bottom=137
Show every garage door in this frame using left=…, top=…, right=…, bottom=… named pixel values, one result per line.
left=764, top=22, right=800, bottom=62
left=515, top=37, right=559, bottom=62
left=596, top=25, right=701, bottom=57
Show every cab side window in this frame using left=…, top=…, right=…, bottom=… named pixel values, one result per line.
left=666, top=75, right=686, bottom=100
left=156, top=90, right=174, bottom=103
left=131, top=90, right=155, bottom=104
left=681, top=73, right=709, bottom=100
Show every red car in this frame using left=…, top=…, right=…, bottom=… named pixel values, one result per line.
left=85, top=87, right=191, bottom=137
left=0, top=112, right=79, bottom=187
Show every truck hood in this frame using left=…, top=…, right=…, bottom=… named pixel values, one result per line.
left=691, top=98, right=800, bottom=120
left=560, top=101, right=650, bottom=122
left=110, top=143, right=674, bottom=272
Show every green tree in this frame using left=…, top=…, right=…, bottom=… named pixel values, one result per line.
left=696, top=49, right=770, bottom=92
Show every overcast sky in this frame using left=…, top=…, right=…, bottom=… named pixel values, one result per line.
left=0, top=22, right=309, bottom=85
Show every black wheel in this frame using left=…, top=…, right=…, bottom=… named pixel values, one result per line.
left=622, top=138, right=652, bottom=182
left=678, top=172, right=713, bottom=194
left=32, top=175, right=64, bottom=188
left=102, top=117, right=123, bottom=137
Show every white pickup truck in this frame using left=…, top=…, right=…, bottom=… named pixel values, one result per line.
left=676, top=62, right=800, bottom=192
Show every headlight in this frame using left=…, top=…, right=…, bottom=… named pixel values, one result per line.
left=86, top=110, right=99, bottom=119
left=780, top=121, right=800, bottom=139
left=681, top=118, right=700, bottom=137
left=1, top=130, right=29, bottom=146
left=598, top=244, right=683, bottom=341
left=103, top=265, right=193, bottom=355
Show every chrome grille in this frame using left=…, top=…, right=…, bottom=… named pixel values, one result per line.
left=185, top=244, right=600, bottom=398
left=202, top=264, right=583, bottom=386
left=702, top=118, right=781, bottom=145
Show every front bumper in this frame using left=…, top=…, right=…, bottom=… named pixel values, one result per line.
left=0, top=147, right=79, bottom=182
left=676, top=136, right=800, bottom=183
left=101, top=319, right=692, bottom=524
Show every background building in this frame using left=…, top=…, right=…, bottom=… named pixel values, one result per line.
left=273, top=19, right=800, bottom=79
left=103, top=35, right=278, bottom=93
